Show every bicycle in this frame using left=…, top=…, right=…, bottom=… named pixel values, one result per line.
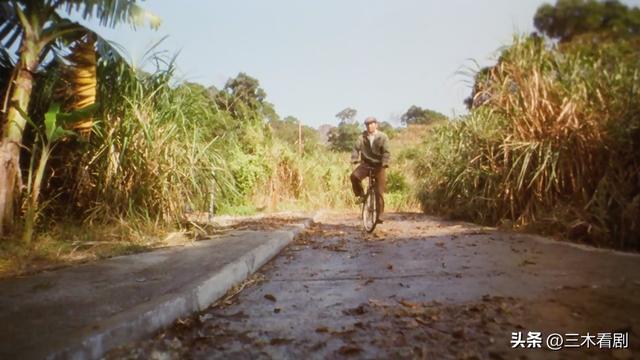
left=362, top=166, right=379, bottom=233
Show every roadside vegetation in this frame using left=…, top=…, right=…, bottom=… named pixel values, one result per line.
left=416, top=0, right=640, bottom=250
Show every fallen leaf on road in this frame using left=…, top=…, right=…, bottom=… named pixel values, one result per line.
left=369, top=298, right=393, bottom=307
left=466, top=305, right=481, bottom=313
left=338, top=345, right=362, bottom=356
left=452, top=328, right=466, bottom=339
left=264, top=294, right=277, bottom=302
left=343, top=305, right=367, bottom=315
left=270, top=338, right=293, bottom=345
left=331, top=329, right=357, bottom=336
left=176, top=317, right=190, bottom=326
left=323, top=244, right=348, bottom=252
left=399, top=300, right=419, bottom=308
left=519, top=259, right=537, bottom=266
left=315, top=326, right=329, bottom=333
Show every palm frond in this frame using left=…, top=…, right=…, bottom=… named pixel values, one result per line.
left=0, top=2, right=22, bottom=50
left=59, top=0, right=161, bottom=29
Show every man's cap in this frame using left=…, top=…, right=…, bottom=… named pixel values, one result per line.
left=364, top=116, right=378, bottom=124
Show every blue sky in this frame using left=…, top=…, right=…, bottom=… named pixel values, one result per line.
left=84, top=0, right=640, bottom=128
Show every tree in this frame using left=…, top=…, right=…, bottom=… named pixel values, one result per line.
left=215, top=72, right=267, bottom=117
left=534, top=0, right=640, bottom=43
left=327, top=122, right=361, bottom=152
left=400, top=105, right=447, bottom=126
left=378, top=121, right=396, bottom=139
left=269, top=115, right=320, bottom=152
left=0, top=0, right=159, bottom=235
left=335, top=107, right=357, bottom=124
left=465, top=0, right=640, bottom=112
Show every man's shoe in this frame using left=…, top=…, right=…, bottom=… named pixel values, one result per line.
left=376, top=218, right=384, bottom=224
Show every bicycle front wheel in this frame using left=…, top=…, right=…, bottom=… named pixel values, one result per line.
left=362, top=189, right=377, bottom=233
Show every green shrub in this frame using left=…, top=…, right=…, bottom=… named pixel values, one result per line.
left=387, top=170, right=409, bottom=193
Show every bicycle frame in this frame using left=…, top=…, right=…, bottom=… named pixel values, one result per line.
left=362, top=166, right=378, bottom=232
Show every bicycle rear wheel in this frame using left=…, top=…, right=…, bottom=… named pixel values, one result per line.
left=362, top=188, right=378, bottom=232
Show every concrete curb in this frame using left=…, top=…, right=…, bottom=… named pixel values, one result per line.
left=186, top=211, right=318, bottom=228
left=418, top=213, right=640, bottom=258
left=515, top=232, right=640, bottom=258
left=46, top=218, right=315, bottom=360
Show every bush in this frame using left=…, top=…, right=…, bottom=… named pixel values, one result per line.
left=387, top=170, right=409, bottom=193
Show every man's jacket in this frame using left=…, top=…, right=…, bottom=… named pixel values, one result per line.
left=351, top=130, right=390, bottom=167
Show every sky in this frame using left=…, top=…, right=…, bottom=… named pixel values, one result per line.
left=82, top=0, right=640, bottom=128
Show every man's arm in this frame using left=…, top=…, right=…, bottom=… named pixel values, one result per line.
left=351, top=137, right=362, bottom=164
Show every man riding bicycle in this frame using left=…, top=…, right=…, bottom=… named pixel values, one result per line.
left=350, top=116, right=390, bottom=224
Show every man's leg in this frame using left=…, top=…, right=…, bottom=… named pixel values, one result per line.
left=350, top=164, right=368, bottom=198
left=375, top=167, right=386, bottom=219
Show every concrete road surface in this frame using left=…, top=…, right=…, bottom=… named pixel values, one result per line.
left=109, top=212, right=640, bottom=359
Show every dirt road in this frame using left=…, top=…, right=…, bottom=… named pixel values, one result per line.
left=108, top=212, right=640, bottom=359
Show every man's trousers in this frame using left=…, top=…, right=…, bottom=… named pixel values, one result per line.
left=350, top=164, right=386, bottom=217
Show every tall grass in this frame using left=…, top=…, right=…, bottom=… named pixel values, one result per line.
left=45, top=55, right=239, bottom=224
left=245, top=140, right=353, bottom=212
left=35, top=52, right=359, bottom=225
left=417, top=36, right=640, bottom=249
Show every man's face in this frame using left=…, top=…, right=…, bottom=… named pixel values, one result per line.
left=366, top=122, right=378, bottom=133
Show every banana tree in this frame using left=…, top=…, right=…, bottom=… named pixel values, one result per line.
left=21, top=103, right=88, bottom=243
left=0, top=0, right=159, bottom=236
